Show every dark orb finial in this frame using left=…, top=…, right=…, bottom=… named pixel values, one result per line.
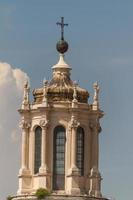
left=56, top=40, right=68, bottom=54
left=56, top=17, right=69, bottom=54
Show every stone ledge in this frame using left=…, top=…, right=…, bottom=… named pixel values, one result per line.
left=12, top=194, right=109, bottom=200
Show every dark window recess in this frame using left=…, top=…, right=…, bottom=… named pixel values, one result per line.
left=34, top=126, right=42, bottom=174
left=76, top=127, right=84, bottom=176
left=53, top=126, right=66, bottom=190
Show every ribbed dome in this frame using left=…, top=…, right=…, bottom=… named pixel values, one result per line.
left=33, top=84, right=89, bottom=104
left=33, top=54, right=89, bottom=104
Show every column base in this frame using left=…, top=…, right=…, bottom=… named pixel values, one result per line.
left=17, top=174, right=32, bottom=195
left=66, top=175, right=81, bottom=195
left=39, top=165, right=48, bottom=174
left=68, top=166, right=80, bottom=176
left=89, top=190, right=102, bottom=198
left=66, top=167, right=81, bottom=195
left=89, top=166, right=102, bottom=198
left=33, top=173, right=51, bottom=191
left=19, top=168, right=31, bottom=176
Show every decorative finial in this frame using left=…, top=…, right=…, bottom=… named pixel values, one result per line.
left=42, top=79, right=48, bottom=107
left=92, top=82, right=100, bottom=110
left=56, top=17, right=68, bottom=40
left=21, top=80, right=30, bottom=110
left=56, top=17, right=69, bottom=54
left=72, top=81, right=78, bottom=108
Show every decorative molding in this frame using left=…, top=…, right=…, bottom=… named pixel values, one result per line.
left=89, top=121, right=101, bottom=133
left=69, top=115, right=80, bottom=129
left=19, top=120, right=31, bottom=129
left=89, top=120, right=96, bottom=130
left=39, top=119, right=49, bottom=128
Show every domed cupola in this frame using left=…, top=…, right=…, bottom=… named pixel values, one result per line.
left=17, top=17, right=105, bottom=200
left=33, top=17, right=89, bottom=104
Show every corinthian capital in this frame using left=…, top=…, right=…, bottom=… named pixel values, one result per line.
left=39, top=119, right=49, bottom=128
left=19, top=120, right=31, bottom=129
left=69, top=115, right=80, bottom=129
left=89, top=121, right=102, bottom=133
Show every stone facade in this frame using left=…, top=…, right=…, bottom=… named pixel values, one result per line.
left=16, top=52, right=105, bottom=200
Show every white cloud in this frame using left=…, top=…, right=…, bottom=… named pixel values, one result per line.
left=0, top=62, right=29, bottom=198
left=0, top=62, right=28, bottom=142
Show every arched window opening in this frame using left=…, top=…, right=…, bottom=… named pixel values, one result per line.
left=34, top=126, right=42, bottom=174
left=53, top=126, right=66, bottom=190
left=76, top=127, right=84, bottom=176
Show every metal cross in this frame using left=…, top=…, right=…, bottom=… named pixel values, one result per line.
left=56, top=17, right=68, bottom=40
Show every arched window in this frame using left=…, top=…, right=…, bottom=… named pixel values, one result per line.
left=53, top=126, right=66, bottom=190
left=76, top=127, right=84, bottom=176
left=34, top=126, right=42, bottom=174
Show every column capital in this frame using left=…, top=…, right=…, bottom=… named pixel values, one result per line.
left=69, top=116, right=80, bottom=130
left=89, top=121, right=101, bottom=133
left=19, top=120, right=31, bottom=130
left=39, top=119, right=49, bottom=129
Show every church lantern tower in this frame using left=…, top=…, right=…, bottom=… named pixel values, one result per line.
left=17, top=17, right=106, bottom=199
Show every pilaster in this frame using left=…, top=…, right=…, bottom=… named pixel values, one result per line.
left=18, top=120, right=32, bottom=195
left=38, top=118, right=50, bottom=190
left=88, top=120, right=102, bottom=197
left=39, top=119, right=49, bottom=173
left=19, top=120, right=31, bottom=175
left=69, top=115, right=80, bottom=175
left=66, top=115, right=80, bottom=195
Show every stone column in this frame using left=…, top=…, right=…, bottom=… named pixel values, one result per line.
left=89, top=121, right=102, bottom=198
left=92, top=126, right=99, bottom=168
left=70, top=116, right=80, bottom=174
left=66, top=116, right=80, bottom=195
left=37, top=119, right=50, bottom=190
left=90, top=122, right=102, bottom=169
left=71, top=126, right=77, bottom=169
left=19, top=120, right=31, bottom=175
left=39, top=119, right=49, bottom=174
left=18, top=120, right=32, bottom=194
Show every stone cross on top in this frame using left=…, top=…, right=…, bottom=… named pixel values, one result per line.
left=56, top=17, right=68, bottom=40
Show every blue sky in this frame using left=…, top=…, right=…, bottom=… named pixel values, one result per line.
left=0, top=1, right=133, bottom=200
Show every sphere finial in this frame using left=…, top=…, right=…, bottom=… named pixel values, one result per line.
left=56, top=17, right=69, bottom=54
